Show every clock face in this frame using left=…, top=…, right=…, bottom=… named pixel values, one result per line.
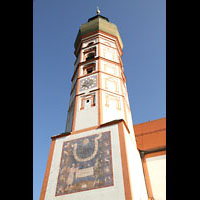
left=80, top=76, right=97, bottom=92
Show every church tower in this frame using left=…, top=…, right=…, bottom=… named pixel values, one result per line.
left=40, top=10, right=149, bottom=200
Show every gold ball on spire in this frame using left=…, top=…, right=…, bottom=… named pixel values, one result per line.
left=96, top=7, right=100, bottom=15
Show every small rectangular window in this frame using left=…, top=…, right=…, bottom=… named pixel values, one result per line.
left=83, top=64, right=96, bottom=75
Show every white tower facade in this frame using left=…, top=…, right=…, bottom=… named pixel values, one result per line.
left=40, top=13, right=149, bottom=200
left=65, top=14, right=136, bottom=143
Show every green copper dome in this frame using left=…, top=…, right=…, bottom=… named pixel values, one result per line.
left=74, top=15, right=123, bottom=51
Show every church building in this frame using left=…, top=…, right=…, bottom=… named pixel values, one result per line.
left=40, top=10, right=166, bottom=200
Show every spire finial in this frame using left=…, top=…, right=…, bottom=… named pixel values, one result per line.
left=96, top=6, right=100, bottom=15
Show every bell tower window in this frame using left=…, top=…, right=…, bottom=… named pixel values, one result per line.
left=87, top=67, right=93, bottom=74
left=87, top=42, right=94, bottom=47
left=83, top=64, right=96, bottom=75
left=86, top=53, right=95, bottom=61
left=83, top=47, right=96, bottom=62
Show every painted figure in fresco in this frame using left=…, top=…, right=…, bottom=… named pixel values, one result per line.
left=93, top=158, right=104, bottom=186
left=66, top=163, right=78, bottom=188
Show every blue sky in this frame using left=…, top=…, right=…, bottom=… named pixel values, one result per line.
left=33, top=0, right=165, bottom=199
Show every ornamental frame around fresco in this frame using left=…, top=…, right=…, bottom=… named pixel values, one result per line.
left=55, top=131, right=113, bottom=196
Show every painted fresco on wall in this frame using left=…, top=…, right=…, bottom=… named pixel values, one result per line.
left=55, top=131, right=113, bottom=196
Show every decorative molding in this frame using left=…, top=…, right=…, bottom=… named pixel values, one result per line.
left=103, top=63, right=117, bottom=75
left=80, top=93, right=96, bottom=110
left=105, top=77, right=119, bottom=93
left=105, top=93, right=121, bottom=110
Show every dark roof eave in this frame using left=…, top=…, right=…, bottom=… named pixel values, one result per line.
left=88, top=15, right=109, bottom=22
left=139, top=147, right=166, bottom=158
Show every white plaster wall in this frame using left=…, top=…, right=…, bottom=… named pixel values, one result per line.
left=120, top=83, right=136, bottom=141
left=126, top=110, right=136, bottom=142
left=45, top=124, right=126, bottom=200
left=101, top=73, right=121, bottom=94
left=146, top=155, right=166, bottom=200
left=100, top=60, right=120, bottom=77
left=99, top=37, right=120, bottom=63
left=122, top=83, right=130, bottom=108
left=123, top=125, right=148, bottom=200
left=75, top=91, right=98, bottom=130
left=101, top=46, right=118, bottom=63
left=101, top=91, right=125, bottom=124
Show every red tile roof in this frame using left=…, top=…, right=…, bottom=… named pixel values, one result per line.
left=133, top=118, right=166, bottom=151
